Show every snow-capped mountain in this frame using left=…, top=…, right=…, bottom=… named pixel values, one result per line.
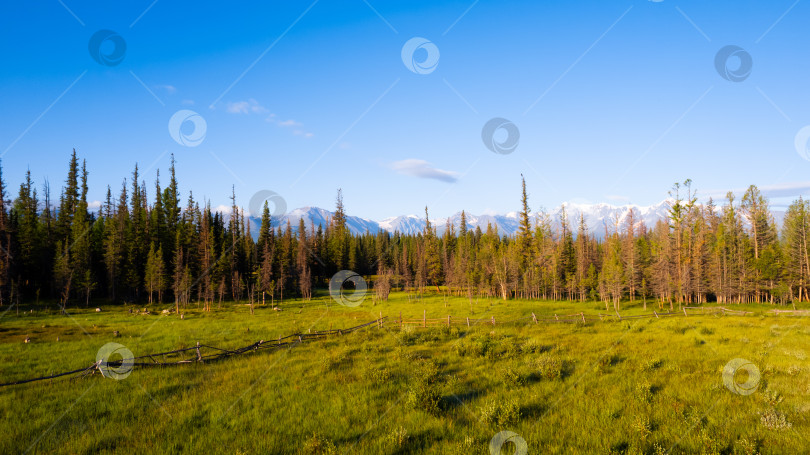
left=555, top=201, right=672, bottom=236
left=247, top=202, right=681, bottom=239
left=378, top=214, right=424, bottom=234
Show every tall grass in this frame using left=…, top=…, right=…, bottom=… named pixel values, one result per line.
left=1, top=292, right=807, bottom=453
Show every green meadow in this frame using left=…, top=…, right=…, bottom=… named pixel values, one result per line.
left=1, top=293, right=808, bottom=454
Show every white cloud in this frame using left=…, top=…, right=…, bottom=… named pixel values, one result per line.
left=155, top=84, right=176, bottom=94
left=391, top=159, right=459, bottom=183
left=278, top=119, right=302, bottom=128
left=181, top=99, right=195, bottom=106
left=273, top=118, right=313, bottom=138
left=226, top=98, right=269, bottom=114
left=703, top=181, right=810, bottom=201
left=227, top=100, right=314, bottom=138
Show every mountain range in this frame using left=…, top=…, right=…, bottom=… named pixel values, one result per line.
left=247, top=201, right=734, bottom=239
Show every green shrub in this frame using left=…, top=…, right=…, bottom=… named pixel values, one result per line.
left=533, top=354, right=562, bottom=380
left=500, top=365, right=525, bottom=387
left=634, top=380, right=654, bottom=403
left=361, top=363, right=391, bottom=384
left=642, top=358, right=664, bottom=371
left=300, top=433, right=337, bottom=455
left=631, top=415, right=652, bottom=440
left=479, top=397, right=521, bottom=427
left=405, top=359, right=442, bottom=414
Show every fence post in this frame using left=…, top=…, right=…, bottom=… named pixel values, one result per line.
left=379, top=311, right=383, bottom=328
left=581, top=312, right=586, bottom=323
left=554, top=314, right=559, bottom=321
left=532, top=312, right=537, bottom=324
left=491, top=316, right=495, bottom=326
left=466, top=317, right=470, bottom=327
left=654, top=310, right=659, bottom=319
left=683, top=308, right=688, bottom=317
left=196, top=341, right=202, bottom=362
left=399, top=311, right=402, bottom=330
left=423, top=309, right=426, bottom=328
left=447, top=315, right=451, bottom=327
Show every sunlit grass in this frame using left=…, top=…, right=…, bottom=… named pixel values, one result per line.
left=1, top=292, right=808, bottom=454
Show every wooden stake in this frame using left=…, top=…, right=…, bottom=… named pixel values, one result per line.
left=683, top=308, right=688, bottom=317
left=423, top=309, right=426, bottom=328
left=532, top=312, right=537, bottom=324
left=196, top=341, right=202, bottom=362
left=447, top=315, right=451, bottom=327
left=654, top=310, right=659, bottom=319
left=491, top=316, right=495, bottom=326
left=466, top=317, right=470, bottom=327
left=581, top=312, right=586, bottom=323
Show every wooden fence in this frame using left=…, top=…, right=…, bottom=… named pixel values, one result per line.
left=393, top=305, right=781, bottom=329
left=0, top=317, right=388, bottom=387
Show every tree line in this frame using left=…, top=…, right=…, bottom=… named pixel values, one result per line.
left=0, top=151, right=808, bottom=312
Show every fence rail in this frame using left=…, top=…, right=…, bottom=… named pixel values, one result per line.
left=5, top=303, right=808, bottom=388
left=0, top=317, right=388, bottom=388
left=394, top=305, right=782, bottom=329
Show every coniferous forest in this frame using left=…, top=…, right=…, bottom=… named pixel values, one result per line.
left=2, top=150, right=809, bottom=312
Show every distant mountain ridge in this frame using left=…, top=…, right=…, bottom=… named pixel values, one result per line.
left=249, top=201, right=786, bottom=240
left=249, top=201, right=683, bottom=239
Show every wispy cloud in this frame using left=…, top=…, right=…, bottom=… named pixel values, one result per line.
left=226, top=98, right=268, bottom=114
left=155, top=84, right=176, bottom=95
left=703, top=181, right=810, bottom=201
left=227, top=99, right=314, bottom=138
left=272, top=117, right=313, bottom=138
left=277, top=119, right=301, bottom=128
left=391, top=159, right=459, bottom=183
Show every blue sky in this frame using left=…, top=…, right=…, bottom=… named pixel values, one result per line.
left=2, top=0, right=810, bottom=220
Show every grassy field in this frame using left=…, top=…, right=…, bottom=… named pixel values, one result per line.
left=1, top=292, right=808, bottom=454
